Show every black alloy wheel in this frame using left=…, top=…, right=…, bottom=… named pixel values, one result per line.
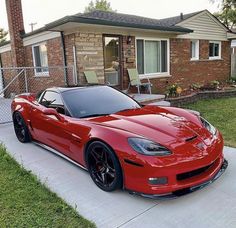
left=13, top=112, right=31, bottom=143
left=86, top=141, right=122, bottom=192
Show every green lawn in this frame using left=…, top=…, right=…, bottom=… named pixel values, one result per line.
left=183, top=97, right=236, bottom=148
left=0, top=145, right=95, bottom=228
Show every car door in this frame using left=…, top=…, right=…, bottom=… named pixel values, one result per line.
left=30, top=90, right=72, bottom=157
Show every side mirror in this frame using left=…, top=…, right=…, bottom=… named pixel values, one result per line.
left=42, top=108, right=66, bottom=122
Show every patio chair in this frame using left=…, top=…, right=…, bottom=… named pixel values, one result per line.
left=84, top=71, right=99, bottom=84
left=127, top=68, right=152, bottom=94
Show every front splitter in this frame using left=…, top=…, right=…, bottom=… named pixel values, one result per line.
left=129, top=159, right=228, bottom=200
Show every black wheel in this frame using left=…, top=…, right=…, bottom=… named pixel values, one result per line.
left=86, top=141, right=123, bottom=192
left=13, top=112, right=31, bottom=143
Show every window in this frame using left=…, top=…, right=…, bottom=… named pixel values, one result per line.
left=32, top=43, right=49, bottom=75
left=190, top=40, right=199, bottom=60
left=136, top=39, right=168, bottom=77
left=40, top=91, right=65, bottom=114
left=209, top=41, right=221, bottom=59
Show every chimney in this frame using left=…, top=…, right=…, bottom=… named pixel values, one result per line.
left=5, top=0, right=25, bottom=67
left=180, top=12, right=184, bottom=20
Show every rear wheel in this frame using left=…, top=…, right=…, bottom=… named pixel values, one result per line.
left=13, top=112, right=31, bottom=143
left=86, top=141, right=122, bottom=192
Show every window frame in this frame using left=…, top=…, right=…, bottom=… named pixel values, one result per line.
left=32, top=42, right=49, bottom=77
left=39, top=90, right=67, bottom=115
left=135, top=37, right=170, bottom=79
left=190, top=40, right=199, bottom=61
left=209, top=41, right=221, bottom=60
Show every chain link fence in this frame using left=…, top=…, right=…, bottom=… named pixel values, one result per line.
left=0, top=66, right=76, bottom=124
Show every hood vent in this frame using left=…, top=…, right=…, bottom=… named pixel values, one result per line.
left=185, top=135, right=198, bottom=142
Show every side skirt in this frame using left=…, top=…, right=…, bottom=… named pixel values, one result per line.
left=33, top=141, right=88, bottom=171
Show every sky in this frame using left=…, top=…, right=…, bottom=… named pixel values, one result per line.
left=0, top=0, right=220, bottom=33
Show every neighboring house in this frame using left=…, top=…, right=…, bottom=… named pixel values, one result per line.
left=1, top=0, right=236, bottom=95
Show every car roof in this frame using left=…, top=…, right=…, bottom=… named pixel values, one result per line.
left=46, top=84, right=107, bottom=93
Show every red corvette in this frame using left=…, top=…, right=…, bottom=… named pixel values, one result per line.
left=11, top=85, right=227, bottom=198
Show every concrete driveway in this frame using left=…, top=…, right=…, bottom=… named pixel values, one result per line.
left=0, top=123, right=236, bottom=228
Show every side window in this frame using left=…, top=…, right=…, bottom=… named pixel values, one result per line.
left=40, top=91, right=65, bottom=114
left=32, top=43, right=49, bottom=76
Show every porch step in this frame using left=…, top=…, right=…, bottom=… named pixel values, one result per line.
left=130, top=94, right=165, bottom=104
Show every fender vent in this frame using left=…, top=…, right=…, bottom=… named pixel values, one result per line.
left=185, top=135, right=197, bottom=142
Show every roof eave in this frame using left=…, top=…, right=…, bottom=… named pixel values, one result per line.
left=45, top=16, right=193, bottom=34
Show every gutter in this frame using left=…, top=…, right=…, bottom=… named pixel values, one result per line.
left=60, top=31, right=68, bottom=86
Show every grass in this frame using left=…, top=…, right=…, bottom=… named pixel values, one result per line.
left=183, top=97, right=236, bottom=147
left=0, top=144, right=95, bottom=228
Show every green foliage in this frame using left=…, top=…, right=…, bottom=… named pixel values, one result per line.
left=183, top=97, right=236, bottom=147
left=166, top=84, right=177, bottom=97
left=211, top=80, right=220, bottom=88
left=190, top=83, right=203, bottom=90
left=166, top=84, right=182, bottom=97
left=0, top=28, right=8, bottom=44
left=0, top=144, right=95, bottom=227
left=84, top=0, right=116, bottom=13
left=211, top=0, right=236, bottom=28
left=230, top=76, right=236, bottom=82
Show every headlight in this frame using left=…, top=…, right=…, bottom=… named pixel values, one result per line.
left=128, top=138, right=172, bottom=156
left=200, top=117, right=217, bottom=135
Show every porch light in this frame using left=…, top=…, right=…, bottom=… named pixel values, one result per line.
left=127, top=36, right=132, bottom=44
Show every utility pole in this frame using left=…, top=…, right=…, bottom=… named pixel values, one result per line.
left=29, top=22, right=37, bottom=32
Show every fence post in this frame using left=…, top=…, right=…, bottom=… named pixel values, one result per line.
left=24, top=69, right=28, bottom=93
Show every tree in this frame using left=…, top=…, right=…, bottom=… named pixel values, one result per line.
left=0, top=28, right=8, bottom=44
left=84, top=0, right=116, bottom=13
left=211, top=0, right=236, bottom=28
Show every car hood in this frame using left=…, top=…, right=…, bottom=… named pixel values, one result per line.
left=88, top=106, right=213, bottom=150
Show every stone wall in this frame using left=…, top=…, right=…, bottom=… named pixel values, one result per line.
left=166, top=90, right=236, bottom=107
left=73, top=32, right=104, bottom=84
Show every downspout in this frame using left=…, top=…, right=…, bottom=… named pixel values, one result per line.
left=73, top=45, right=79, bottom=85
left=60, top=31, right=68, bottom=86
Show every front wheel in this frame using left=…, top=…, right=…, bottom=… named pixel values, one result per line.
left=86, top=141, right=123, bottom=192
left=13, top=112, right=31, bottom=143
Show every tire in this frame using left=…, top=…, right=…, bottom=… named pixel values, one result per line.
left=13, top=112, right=31, bottom=143
left=86, top=141, right=123, bottom=192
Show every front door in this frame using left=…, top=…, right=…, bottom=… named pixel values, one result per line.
left=104, top=36, right=121, bottom=88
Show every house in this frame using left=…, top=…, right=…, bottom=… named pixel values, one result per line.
left=1, top=0, right=236, bottom=96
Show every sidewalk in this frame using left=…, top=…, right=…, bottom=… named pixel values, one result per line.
left=0, top=123, right=236, bottom=228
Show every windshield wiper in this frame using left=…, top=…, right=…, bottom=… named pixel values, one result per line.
left=81, top=113, right=110, bottom=118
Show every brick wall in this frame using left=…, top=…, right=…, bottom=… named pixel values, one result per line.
left=5, top=0, right=25, bottom=67
left=23, top=37, right=65, bottom=93
left=121, top=36, right=136, bottom=90
left=150, top=38, right=231, bottom=93
left=1, top=51, right=13, bottom=67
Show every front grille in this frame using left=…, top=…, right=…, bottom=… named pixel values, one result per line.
left=177, top=161, right=215, bottom=181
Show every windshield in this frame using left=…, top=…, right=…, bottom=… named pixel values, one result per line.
left=62, top=86, right=141, bottom=118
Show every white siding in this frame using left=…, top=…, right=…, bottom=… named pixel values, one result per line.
left=176, top=11, right=228, bottom=41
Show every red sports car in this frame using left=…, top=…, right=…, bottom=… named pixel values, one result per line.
left=11, top=85, right=227, bottom=198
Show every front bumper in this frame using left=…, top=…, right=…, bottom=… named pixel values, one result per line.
left=129, top=159, right=228, bottom=199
